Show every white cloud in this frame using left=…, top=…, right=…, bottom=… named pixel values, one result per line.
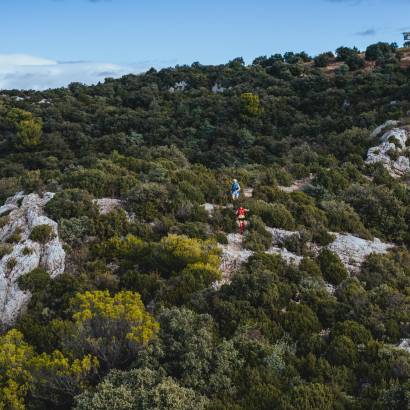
left=0, top=54, right=166, bottom=90
left=0, top=54, right=57, bottom=67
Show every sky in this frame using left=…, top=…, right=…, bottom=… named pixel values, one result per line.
left=1, top=0, right=410, bottom=90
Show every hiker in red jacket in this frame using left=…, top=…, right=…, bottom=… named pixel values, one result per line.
left=236, top=206, right=249, bottom=235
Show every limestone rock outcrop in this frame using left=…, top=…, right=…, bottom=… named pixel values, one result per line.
left=94, top=198, right=124, bottom=215
left=328, top=233, right=394, bottom=273
left=0, top=192, right=65, bottom=326
left=216, top=226, right=394, bottom=290
left=397, top=339, right=410, bottom=354
left=366, top=127, right=409, bottom=177
left=214, top=234, right=253, bottom=289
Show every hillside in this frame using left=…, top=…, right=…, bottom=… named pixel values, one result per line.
left=0, top=42, right=409, bottom=410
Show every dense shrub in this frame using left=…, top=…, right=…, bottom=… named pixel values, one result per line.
left=29, top=224, right=55, bottom=243
left=251, top=200, right=295, bottom=229
left=45, top=189, right=97, bottom=222
left=243, top=215, right=273, bottom=252
left=318, top=249, right=348, bottom=285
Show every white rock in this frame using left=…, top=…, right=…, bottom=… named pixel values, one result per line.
left=366, top=127, right=409, bottom=177
left=370, top=120, right=399, bottom=139
left=214, top=228, right=303, bottom=289
left=397, top=339, right=410, bottom=354
left=201, top=203, right=216, bottom=216
left=328, top=233, right=394, bottom=273
left=94, top=198, right=123, bottom=215
left=212, top=83, right=225, bottom=93
left=266, top=246, right=303, bottom=265
left=0, top=192, right=65, bottom=326
left=324, top=283, right=336, bottom=295
left=243, top=187, right=253, bottom=198
left=169, top=81, right=188, bottom=93
left=265, top=227, right=300, bottom=246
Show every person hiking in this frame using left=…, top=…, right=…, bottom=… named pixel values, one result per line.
left=231, top=179, right=241, bottom=200
left=236, top=206, right=249, bottom=235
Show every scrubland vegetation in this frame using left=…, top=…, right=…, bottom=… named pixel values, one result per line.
left=0, top=42, right=409, bottom=409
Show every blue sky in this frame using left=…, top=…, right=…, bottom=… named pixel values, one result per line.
left=1, top=0, right=409, bottom=89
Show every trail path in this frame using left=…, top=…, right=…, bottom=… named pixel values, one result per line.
left=213, top=234, right=253, bottom=289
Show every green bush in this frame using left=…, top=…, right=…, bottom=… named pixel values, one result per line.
left=0, top=215, right=10, bottom=229
left=126, top=182, right=169, bottom=221
left=6, top=257, right=17, bottom=271
left=280, top=383, right=335, bottom=410
left=318, top=249, right=348, bottom=285
left=327, top=335, right=358, bottom=367
left=282, top=303, right=321, bottom=340
left=0, top=244, right=13, bottom=259
left=45, top=189, right=97, bottom=222
left=251, top=200, right=295, bottom=229
left=59, top=216, right=93, bottom=244
left=321, top=200, right=371, bottom=239
left=299, top=257, right=322, bottom=279
left=18, top=268, right=51, bottom=292
left=22, top=246, right=33, bottom=256
left=314, top=51, right=335, bottom=67
left=30, top=224, right=55, bottom=244
left=243, top=216, right=273, bottom=252
left=6, top=228, right=22, bottom=243
left=332, top=320, right=372, bottom=345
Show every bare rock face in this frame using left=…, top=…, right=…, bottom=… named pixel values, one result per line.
left=0, top=192, right=65, bottom=326
left=366, top=127, right=409, bottom=177
left=328, top=233, right=394, bottom=273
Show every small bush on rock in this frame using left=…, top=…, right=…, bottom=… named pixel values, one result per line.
left=30, top=224, right=55, bottom=244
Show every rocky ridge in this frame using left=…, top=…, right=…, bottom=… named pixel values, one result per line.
left=0, top=192, right=65, bottom=326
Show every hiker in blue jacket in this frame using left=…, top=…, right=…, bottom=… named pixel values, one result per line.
left=231, top=179, right=241, bottom=200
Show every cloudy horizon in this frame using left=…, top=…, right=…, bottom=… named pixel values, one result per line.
left=0, top=54, right=176, bottom=91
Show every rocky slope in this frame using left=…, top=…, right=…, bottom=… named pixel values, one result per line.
left=0, top=193, right=65, bottom=326
left=216, top=227, right=393, bottom=288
